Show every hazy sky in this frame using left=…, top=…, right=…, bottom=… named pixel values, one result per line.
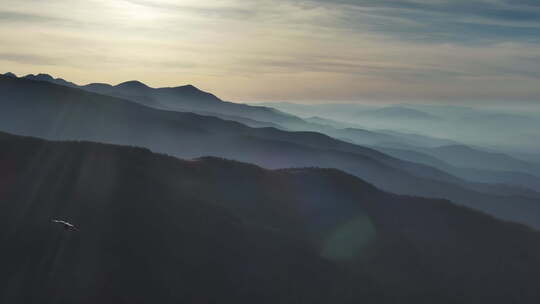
left=1, top=0, right=540, bottom=103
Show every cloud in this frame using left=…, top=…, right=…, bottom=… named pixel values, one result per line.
left=0, top=10, right=78, bottom=26
left=297, top=0, right=540, bottom=22
left=289, top=0, right=540, bottom=44
left=123, top=0, right=257, bottom=19
left=0, top=53, right=60, bottom=65
left=1, top=0, right=539, bottom=103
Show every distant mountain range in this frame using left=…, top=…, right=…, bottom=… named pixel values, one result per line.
left=19, top=73, right=535, bottom=163
left=262, top=101, right=540, bottom=153
left=356, top=106, right=439, bottom=120
left=16, top=73, right=303, bottom=127
left=423, top=144, right=540, bottom=174
left=377, top=145, right=540, bottom=193
left=2, top=73, right=459, bottom=146
left=261, top=99, right=540, bottom=189
left=2, top=131, right=540, bottom=303
left=8, top=73, right=539, bottom=179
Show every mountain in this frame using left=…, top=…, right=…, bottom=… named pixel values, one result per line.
left=512, top=151, right=540, bottom=165
left=357, top=106, right=439, bottom=120
left=21, top=73, right=78, bottom=88
left=7, top=72, right=304, bottom=127
left=302, top=116, right=459, bottom=149
left=2, top=75, right=540, bottom=229
left=375, top=130, right=458, bottom=147
left=305, top=116, right=351, bottom=128
left=417, top=145, right=540, bottom=177
left=409, top=104, right=539, bottom=127
left=256, top=102, right=376, bottom=120
left=277, top=109, right=540, bottom=193
left=279, top=118, right=540, bottom=187
left=263, top=102, right=540, bottom=154
left=1, top=131, right=540, bottom=303
left=377, top=146, right=540, bottom=193
left=299, top=117, right=460, bottom=150
left=332, top=128, right=401, bottom=145
left=7, top=73, right=466, bottom=149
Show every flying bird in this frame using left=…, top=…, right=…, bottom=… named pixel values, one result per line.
left=52, top=219, right=79, bottom=231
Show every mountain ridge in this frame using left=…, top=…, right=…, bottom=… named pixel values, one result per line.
left=2, top=131, right=540, bottom=303
left=4, top=72, right=303, bottom=125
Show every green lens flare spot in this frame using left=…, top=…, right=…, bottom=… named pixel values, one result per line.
left=321, top=215, right=376, bottom=261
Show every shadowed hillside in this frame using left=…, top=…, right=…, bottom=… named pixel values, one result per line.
left=1, top=132, right=540, bottom=303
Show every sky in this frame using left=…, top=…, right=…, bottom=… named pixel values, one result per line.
left=1, top=0, right=540, bottom=104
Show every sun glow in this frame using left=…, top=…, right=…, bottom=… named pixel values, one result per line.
left=115, top=1, right=162, bottom=22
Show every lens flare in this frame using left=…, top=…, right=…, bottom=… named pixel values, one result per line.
left=321, top=215, right=376, bottom=261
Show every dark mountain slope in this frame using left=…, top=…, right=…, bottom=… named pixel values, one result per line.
left=1, top=132, right=540, bottom=303
left=1, top=75, right=540, bottom=229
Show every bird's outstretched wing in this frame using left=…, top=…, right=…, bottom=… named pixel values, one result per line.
left=52, top=219, right=69, bottom=225
left=51, top=219, right=77, bottom=230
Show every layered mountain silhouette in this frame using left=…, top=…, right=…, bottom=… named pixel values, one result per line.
left=377, top=145, right=540, bottom=192
left=422, top=145, right=540, bottom=176
left=15, top=73, right=303, bottom=127
left=1, top=131, right=540, bottom=303
left=258, top=100, right=540, bottom=190
left=8, top=73, right=453, bottom=143
left=1, top=74, right=540, bottom=230
left=264, top=101, right=540, bottom=154
left=11, top=73, right=486, bottom=154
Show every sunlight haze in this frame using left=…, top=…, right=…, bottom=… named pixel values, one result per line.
left=1, top=0, right=539, bottom=104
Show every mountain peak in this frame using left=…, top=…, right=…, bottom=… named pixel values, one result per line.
left=84, top=82, right=113, bottom=89
left=23, top=73, right=55, bottom=82
left=115, top=80, right=149, bottom=89
left=16, top=73, right=78, bottom=88
left=171, top=84, right=200, bottom=91
left=3, top=72, right=17, bottom=78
